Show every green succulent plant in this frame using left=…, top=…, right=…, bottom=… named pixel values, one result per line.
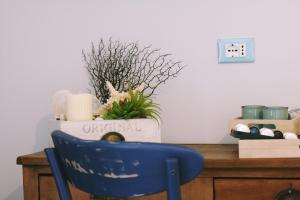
left=102, top=88, right=160, bottom=121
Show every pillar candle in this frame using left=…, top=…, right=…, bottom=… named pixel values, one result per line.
left=66, top=94, right=93, bottom=121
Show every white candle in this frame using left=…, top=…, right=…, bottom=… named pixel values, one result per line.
left=66, top=94, right=93, bottom=121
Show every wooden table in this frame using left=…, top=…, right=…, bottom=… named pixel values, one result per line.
left=17, top=144, right=300, bottom=200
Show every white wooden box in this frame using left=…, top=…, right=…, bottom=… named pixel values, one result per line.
left=48, top=119, right=161, bottom=143
left=239, top=139, right=300, bottom=158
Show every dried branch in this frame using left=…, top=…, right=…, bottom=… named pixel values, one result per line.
left=83, top=38, right=184, bottom=104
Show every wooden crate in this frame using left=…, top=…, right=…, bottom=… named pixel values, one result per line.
left=229, top=117, right=300, bottom=133
left=48, top=119, right=161, bottom=143
left=239, top=139, right=300, bottom=158
left=229, top=117, right=300, bottom=158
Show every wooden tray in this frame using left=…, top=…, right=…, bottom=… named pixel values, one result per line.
left=230, top=117, right=300, bottom=158
left=229, top=117, right=300, bottom=133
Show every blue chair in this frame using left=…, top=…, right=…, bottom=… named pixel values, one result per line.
left=44, top=130, right=204, bottom=200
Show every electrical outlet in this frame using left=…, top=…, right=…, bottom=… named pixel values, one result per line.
left=218, top=38, right=254, bottom=63
left=225, top=43, right=246, bottom=57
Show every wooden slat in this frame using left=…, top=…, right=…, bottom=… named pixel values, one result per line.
left=17, top=145, right=300, bottom=168
left=17, top=151, right=49, bottom=165
left=201, top=168, right=300, bottom=178
left=23, top=166, right=39, bottom=200
left=239, top=139, right=300, bottom=158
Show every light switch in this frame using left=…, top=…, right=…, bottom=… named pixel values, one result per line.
left=218, top=38, right=254, bottom=63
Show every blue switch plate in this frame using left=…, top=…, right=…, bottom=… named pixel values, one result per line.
left=217, top=38, right=255, bottom=63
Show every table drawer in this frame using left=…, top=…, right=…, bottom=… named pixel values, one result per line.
left=214, top=178, right=300, bottom=200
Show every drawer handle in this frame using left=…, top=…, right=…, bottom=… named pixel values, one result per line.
left=274, top=184, right=300, bottom=200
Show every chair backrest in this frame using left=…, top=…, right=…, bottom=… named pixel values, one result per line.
left=45, top=130, right=204, bottom=200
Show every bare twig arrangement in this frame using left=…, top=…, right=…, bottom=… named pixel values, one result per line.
left=83, top=38, right=184, bottom=104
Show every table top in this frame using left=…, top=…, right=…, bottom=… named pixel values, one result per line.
left=16, top=144, right=300, bottom=169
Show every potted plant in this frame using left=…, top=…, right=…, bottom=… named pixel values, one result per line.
left=50, top=39, right=184, bottom=143
left=90, top=81, right=161, bottom=142
left=82, top=39, right=184, bottom=142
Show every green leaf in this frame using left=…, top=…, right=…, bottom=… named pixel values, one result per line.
left=112, top=102, right=122, bottom=115
left=102, top=87, right=160, bottom=120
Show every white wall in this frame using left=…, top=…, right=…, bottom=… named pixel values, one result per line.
left=1, top=0, right=300, bottom=199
